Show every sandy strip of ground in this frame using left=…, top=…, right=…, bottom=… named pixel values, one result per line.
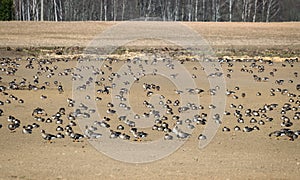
left=0, top=21, right=299, bottom=52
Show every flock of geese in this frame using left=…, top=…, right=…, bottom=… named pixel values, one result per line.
left=0, top=51, right=299, bottom=145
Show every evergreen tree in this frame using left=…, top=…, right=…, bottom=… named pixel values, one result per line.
left=0, top=0, right=13, bottom=20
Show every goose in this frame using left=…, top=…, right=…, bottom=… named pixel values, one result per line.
left=8, top=124, right=17, bottom=132
left=70, top=132, right=84, bottom=142
left=198, top=134, right=207, bottom=140
left=222, top=127, right=230, bottom=132
left=164, top=134, right=173, bottom=140
left=22, top=126, right=32, bottom=134
left=172, top=126, right=190, bottom=139
left=41, top=130, right=56, bottom=142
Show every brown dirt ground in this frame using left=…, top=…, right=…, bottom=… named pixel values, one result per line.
left=0, top=21, right=299, bottom=57
left=0, top=22, right=299, bottom=180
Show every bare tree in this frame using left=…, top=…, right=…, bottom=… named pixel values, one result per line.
left=195, top=0, right=199, bottom=21
left=187, top=0, right=193, bottom=21
left=252, top=0, right=258, bottom=22
left=26, top=0, right=30, bottom=21
left=145, top=0, right=152, bottom=20
left=36, top=0, right=39, bottom=21
left=212, top=0, right=216, bottom=21
left=104, top=0, right=107, bottom=21
left=241, top=0, right=245, bottom=21
left=181, top=0, right=185, bottom=20
left=159, top=0, right=167, bottom=21
left=228, top=0, right=234, bottom=22
left=247, top=0, right=252, bottom=21
left=215, top=0, right=221, bottom=22
left=266, top=0, right=279, bottom=22
left=241, top=0, right=254, bottom=22
left=113, top=0, right=117, bottom=21
left=32, top=0, right=36, bottom=21
left=13, top=0, right=18, bottom=20
left=58, top=0, right=62, bottom=21
left=174, top=0, right=179, bottom=21
left=99, top=0, right=103, bottom=21
left=261, top=0, right=267, bottom=21
left=121, top=0, right=127, bottom=21
left=10, top=0, right=297, bottom=22
left=53, top=0, right=58, bottom=21
left=14, top=0, right=21, bottom=20
left=202, top=0, right=206, bottom=21
left=21, top=0, right=25, bottom=20
left=166, top=0, right=172, bottom=21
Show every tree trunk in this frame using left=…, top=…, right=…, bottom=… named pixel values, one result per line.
left=66, top=0, right=71, bottom=21
left=266, top=0, right=273, bottom=22
left=262, top=0, right=267, bottom=22
left=104, top=0, right=107, bottom=21
left=181, top=0, right=185, bottom=20
left=247, top=0, right=252, bottom=21
left=215, top=0, right=221, bottom=22
left=160, top=0, right=166, bottom=21
left=27, top=0, right=30, bottom=21
left=167, top=0, right=172, bottom=21
left=188, top=0, right=193, bottom=21
left=35, top=0, right=38, bottom=21
left=59, top=0, right=62, bottom=21
left=253, top=0, right=258, bottom=22
left=15, top=0, right=19, bottom=20
left=100, top=0, right=103, bottom=21
left=212, top=0, right=216, bottom=21
left=145, top=0, right=152, bottom=20
left=22, top=0, right=25, bottom=21
left=266, top=0, right=279, bottom=22
left=194, top=0, right=198, bottom=21
left=19, top=0, right=22, bottom=20
left=113, top=0, right=117, bottom=21
left=121, top=0, right=126, bottom=20
left=32, top=0, right=36, bottom=21
left=229, top=0, right=234, bottom=22
left=174, top=0, right=179, bottom=21
left=53, top=0, right=58, bottom=21
left=269, top=0, right=280, bottom=21
left=242, top=0, right=248, bottom=22
left=202, top=0, right=205, bottom=21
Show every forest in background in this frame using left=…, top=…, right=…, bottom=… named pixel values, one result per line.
left=0, top=0, right=299, bottom=22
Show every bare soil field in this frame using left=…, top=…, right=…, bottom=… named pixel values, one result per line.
left=0, top=21, right=299, bottom=57
left=0, top=22, right=299, bottom=180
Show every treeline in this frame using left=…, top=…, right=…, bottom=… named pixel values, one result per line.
left=1, top=0, right=299, bottom=22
